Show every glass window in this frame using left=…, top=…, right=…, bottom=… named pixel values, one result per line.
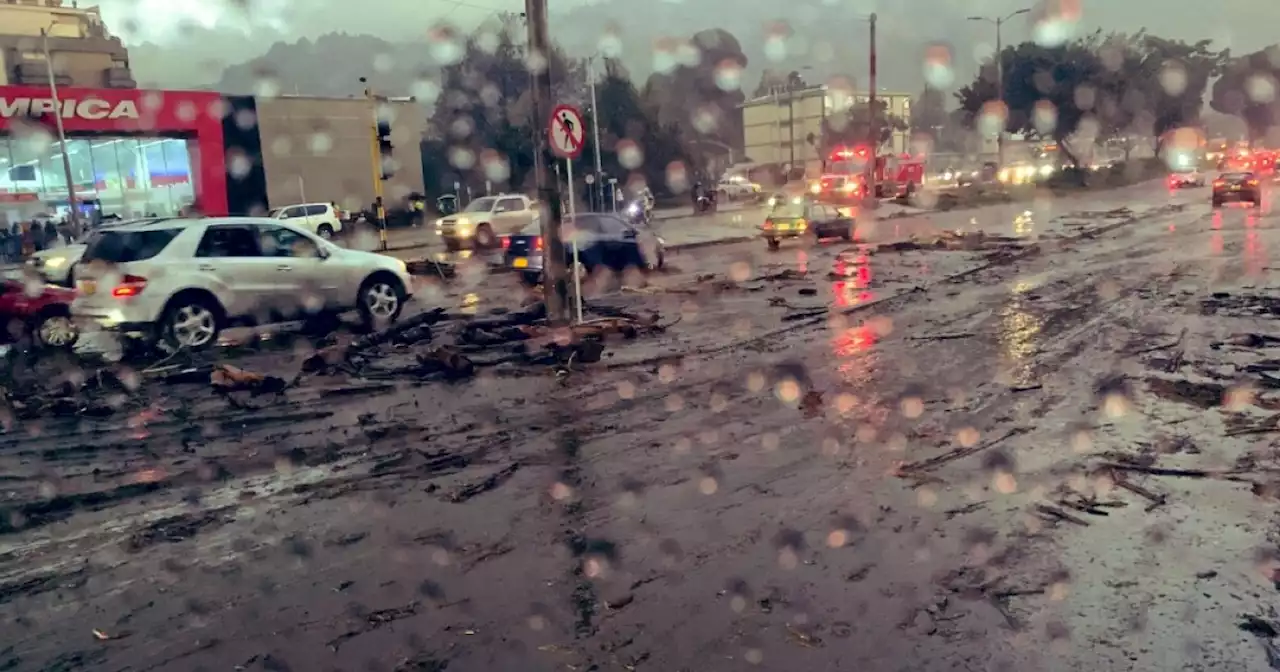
left=256, top=224, right=320, bottom=258
left=196, top=226, right=261, bottom=258
left=495, top=197, right=524, bottom=212
left=282, top=206, right=306, bottom=218
left=83, top=228, right=182, bottom=263
left=463, top=197, right=497, bottom=212
left=304, top=204, right=328, bottom=216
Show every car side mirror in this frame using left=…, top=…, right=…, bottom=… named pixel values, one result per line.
left=316, top=245, right=331, bottom=260
left=623, top=229, right=638, bottom=239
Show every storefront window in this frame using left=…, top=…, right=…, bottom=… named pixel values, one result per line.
left=0, top=134, right=196, bottom=223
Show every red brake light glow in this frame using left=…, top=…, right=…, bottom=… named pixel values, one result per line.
left=763, top=219, right=774, bottom=229
left=535, top=236, right=544, bottom=251
left=112, top=274, right=147, bottom=298
left=501, top=236, right=511, bottom=249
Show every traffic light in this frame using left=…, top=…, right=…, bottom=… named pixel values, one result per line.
left=376, top=120, right=395, bottom=180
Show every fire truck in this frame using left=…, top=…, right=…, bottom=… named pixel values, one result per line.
left=811, top=145, right=926, bottom=202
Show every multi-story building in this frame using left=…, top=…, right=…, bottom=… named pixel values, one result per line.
left=742, top=86, right=912, bottom=177
left=0, top=0, right=135, bottom=89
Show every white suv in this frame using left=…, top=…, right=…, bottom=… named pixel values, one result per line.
left=71, top=217, right=413, bottom=350
left=269, top=202, right=344, bottom=239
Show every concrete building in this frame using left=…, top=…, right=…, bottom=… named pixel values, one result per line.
left=0, top=0, right=135, bottom=89
left=741, top=86, right=912, bottom=176
left=255, top=95, right=427, bottom=212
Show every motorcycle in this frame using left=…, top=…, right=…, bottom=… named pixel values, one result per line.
left=695, top=193, right=718, bottom=215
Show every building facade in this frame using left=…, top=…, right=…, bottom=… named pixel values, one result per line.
left=255, top=96, right=426, bottom=213
left=742, top=86, right=912, bottom=177
left=0, top=85, right=426, bottom=223
left=0, top=0, right=135, bottom=89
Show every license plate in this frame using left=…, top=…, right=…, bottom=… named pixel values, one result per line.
left=1232, top=185, right=1241, bottom=190
left=79, top=280, right=96, bottom=295
left=512, top=257, right=528, bottom=268
left=776, top=223, right=792, bottom=231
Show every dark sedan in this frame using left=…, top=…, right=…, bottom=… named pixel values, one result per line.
left=503, top=213, right=665, bottom=285
left=1212, top=172, right=1261, bottom=207
left=761, top=198, right=856, bottom=250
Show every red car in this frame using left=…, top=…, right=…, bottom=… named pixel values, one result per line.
left=0, top=272, right=78, bottom=348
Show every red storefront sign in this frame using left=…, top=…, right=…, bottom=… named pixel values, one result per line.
left=0, top=85, right=229, bottom=215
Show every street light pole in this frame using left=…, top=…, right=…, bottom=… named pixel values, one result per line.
left=866, top=13, right=877, bottom=201
left=40, top=27, right=79, bottom=229
left=969, top=8, right=1029, bottom=172
left=587, top=56, right=604, bottom=210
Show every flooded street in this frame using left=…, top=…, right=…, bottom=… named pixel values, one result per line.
left=6, top=186, right=1280, bottom=671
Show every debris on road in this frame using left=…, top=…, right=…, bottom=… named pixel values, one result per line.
left=210, top=364, right=289, bottom=395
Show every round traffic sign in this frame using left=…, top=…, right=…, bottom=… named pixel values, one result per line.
left=585, top=174, right=596, bottom=184
left=547, top=104, right=586, bottom=160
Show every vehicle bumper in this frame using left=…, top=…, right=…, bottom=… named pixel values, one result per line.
left=504, top=252, right=546, bottom=273
left=762, top=229, right=806, bottom=240
left=72, top=300, right=159, bottom=335
left=1214, top=190, right=1259, bottom=201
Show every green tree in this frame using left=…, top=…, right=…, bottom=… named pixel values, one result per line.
left=910, top=86, right=949, bottom=144
left=822, top=100, right=907, bottom=152
left=1210, top=47, right=1277, bottom=142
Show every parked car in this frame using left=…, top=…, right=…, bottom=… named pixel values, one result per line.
left=502, top=213, right=665, bottom=286
left=1212, top=171, right=1261, bottom=207
left=1168, top=170, right=1205, bottom=188
left=761, top=198, right=856, bottom=250
left=71, top=217, right=413, bottom=350
left=716, top=175, right=762, bottom=201
left=268, top=202, right=345, bottom=239
left=27, top=218, right=144, bottom=287
left=0, top=270, right=78, bottom=348
left=436, top=194, right=537, bottom=251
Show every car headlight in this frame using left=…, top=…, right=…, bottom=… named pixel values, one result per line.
left=626, top=203, right=640, bottom=214
left=810, top=184, right=820, bottom=194
left=1039, top=165, right=1053, bottom=176
left=43, top=256, right=66, bottom=269
left=767, top=197, right=778, bottom=207
left=998, top=169, right=1011, bottom=182
left=942, top=171, right=954, bottom=180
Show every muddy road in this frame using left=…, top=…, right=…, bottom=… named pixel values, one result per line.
left=4, top=192, right=1280, bottom=671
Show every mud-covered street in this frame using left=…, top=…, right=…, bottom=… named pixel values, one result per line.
left=7, top=183, right=1280, bottom=671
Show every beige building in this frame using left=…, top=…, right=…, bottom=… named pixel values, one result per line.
left=742, top=86, right=912, bottom=176
left=0, top=0, right=134, bottom=88
left=255, top=95, right=426, bottom=211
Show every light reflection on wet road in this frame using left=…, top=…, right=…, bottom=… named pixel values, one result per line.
left=997, top=279, right=1043, bottom=387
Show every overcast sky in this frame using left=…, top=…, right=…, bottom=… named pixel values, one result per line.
left=91, top=0, right=1280, bottom=53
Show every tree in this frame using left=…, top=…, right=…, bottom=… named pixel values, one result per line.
left=1211, top=46, right=1280, bottom=142
left=910, top=86, right=948, bottom=143
left=584, top=58, right=692, bottom=195
left=822, top=100, right=907, bottom=152
left=642, top=28, right=748, bottom=163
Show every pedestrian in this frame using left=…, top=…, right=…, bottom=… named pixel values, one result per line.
left=20, top=220, right=34, bottom=258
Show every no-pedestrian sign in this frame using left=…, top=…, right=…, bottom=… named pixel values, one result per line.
left=547, top=104, right=585, bottom=160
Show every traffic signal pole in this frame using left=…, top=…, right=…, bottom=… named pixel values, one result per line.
left=866, top=13, right=878, bottom=203
left=360, top=78, right=389, bottom=250
left=524, top=0, right=568, bottom=324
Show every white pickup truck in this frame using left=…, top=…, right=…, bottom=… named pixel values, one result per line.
left=435, top=194, right=538, bottom=250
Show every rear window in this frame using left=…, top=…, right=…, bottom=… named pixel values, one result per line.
left=82, top=229, right=181, bottom=263
left=770, top=202, right=807, bottom=218
left=1222, top=172, right=1253, bottom=180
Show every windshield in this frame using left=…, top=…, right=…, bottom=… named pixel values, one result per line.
left=463, top=197, right=498, bottom=212
left=770, top=202, right=807, bottom=218
left=12, top=6, right=1280, bottom=672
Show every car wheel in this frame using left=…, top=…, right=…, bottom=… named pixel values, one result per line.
left=316, top=224, right=335, bottom=240
left=842, top=223, right=855, bottom=241
left=520, top=271, right=542, bottom=287
left=358, top=273, right=406, bottom=329
left=474, top=224, right=497, bottom=249
left=1212, top=199, right=1222, bottom=208
left=766, top=238, right=781, bottom=251
left=31, top=307, right=77, bottom=349
left=161, top=294, right=223, bottom=351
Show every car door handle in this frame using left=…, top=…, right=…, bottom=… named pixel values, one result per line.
left=198, top=264, right=215, bottom=271
left=277, top=265, right=293, bottom=271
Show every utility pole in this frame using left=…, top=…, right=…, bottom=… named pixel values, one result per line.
left=523, top=0, right=566, bottom=324
left=40, top=27, right=79, bottom=228
left=865, top=13, right=878, bottom=202
left=588, top=56, right=604, bottom=211
left=787, top=85, right=796, bottom=175
left=970, top=8, right=1030, bottom=172
left=359, top=77, right=388, bottom=250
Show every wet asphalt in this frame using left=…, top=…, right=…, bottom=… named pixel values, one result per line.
left=4, top=181, right=1280, bottom=671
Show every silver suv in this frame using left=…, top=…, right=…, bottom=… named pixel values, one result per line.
left=72, top=217, right=413, bottom=349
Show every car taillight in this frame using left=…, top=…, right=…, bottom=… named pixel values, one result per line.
left=501, top=236, right=511, bottom=249
left=1213, top=180, right=1224, bottom=187
left=112, top=274, right=146, bottom=298
left=535, top=237, right=544, bottom=251
left=1249, top=179, right=1259, bottom=185
left=763, top=219, right=774, bottom=229
left=797, top=218, right=807, bottom=229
